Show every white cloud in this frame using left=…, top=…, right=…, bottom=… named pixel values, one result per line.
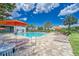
left=15, top=3, right=35, bottom=12
left=11, top=3, right=60, bottom=18
left=16, top=3, right=35, bottom=12
left=11, top=8, right=21, bottom=18
left=8, top=16, right=13, bottom=19
left=58, top=3, right=79, bottom=16
left=11, top=3, right=35, bottom=18
left=22, top=18, right=27, bottom=21
left=16, top=3, right=59, bottom=13
left=33, top=3, right=59, bottom=14
left=16, top=3, right=24, bottom=11
left=20, top=18, right=27, bottom=21
left=60, top=17, right=64, bottom=20
left=22, top=3, right=35, bottom=12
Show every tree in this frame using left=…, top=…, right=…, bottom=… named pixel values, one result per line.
left=0, top=3, right=16, bottom=20
left=38, top=26, right=43, bottom=31
left=26, top=24, right=36, bottom=31
left=44, top=22, right=52, bottom=30
left=64, top=15, right=78, bottom=33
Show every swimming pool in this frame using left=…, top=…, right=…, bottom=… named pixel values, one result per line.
left=17, top=32, right=46, bottom=38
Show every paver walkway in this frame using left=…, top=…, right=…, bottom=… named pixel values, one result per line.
left=15, top=32, right=74, bottom=56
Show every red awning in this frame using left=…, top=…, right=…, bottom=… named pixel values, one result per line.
left=0, top=20, right=28, bottom=26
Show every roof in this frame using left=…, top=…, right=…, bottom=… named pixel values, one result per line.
left=0, top=20, right=28, bottom=26
left=54, top=26, right=62, bottom=30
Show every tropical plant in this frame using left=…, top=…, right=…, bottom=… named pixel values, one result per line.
left=37, top=26, right=43, bottom=31
left=44, top=21, right=52, bottom=30
left=26, top=24, right=36, bottom=31
left=64, top=15, right=78, bottom=34
left=0, top=3, right=16, bottom=20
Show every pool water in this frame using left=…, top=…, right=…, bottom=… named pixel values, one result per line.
left=17, top=32, right=46, bottom=38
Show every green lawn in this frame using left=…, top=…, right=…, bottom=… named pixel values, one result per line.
left=69, top=32, right=79, bottom=56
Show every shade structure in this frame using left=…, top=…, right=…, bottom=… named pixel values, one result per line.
left=0, top=20, right=27, bottom=26
left=0, top=28, right=6, bottom=30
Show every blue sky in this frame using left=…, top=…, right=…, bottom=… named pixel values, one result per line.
left=9, top=3, right=79, bottom=26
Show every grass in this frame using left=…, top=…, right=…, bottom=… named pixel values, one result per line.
left=69, top=32, right=79, bottom=56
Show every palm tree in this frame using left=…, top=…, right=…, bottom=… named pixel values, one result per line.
left=64, top=15, right=78, bottom=33
left=44, top=22, right=52, bottom=30
left=0, top=3, right=16, bottom=20
left=38, top=26, right=43, bottom=31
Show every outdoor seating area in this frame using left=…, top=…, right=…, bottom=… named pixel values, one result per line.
left=0, top=3, right=79, bottom=56
left=0, top=35, right=30, bottom=56
left=0, top=20, right=30, bottom=56
left=0, top=43, right=15, bottom=56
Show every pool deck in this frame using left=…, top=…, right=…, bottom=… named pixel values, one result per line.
left=29, top=32, right=74, bottom=56
left=0, top=32, right=74, bottom=56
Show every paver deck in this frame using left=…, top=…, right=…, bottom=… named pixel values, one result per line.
left=14, top=32, right=73, bottom=56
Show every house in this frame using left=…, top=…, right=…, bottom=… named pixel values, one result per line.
left=0, top=20, right=28, bottom=34
left=50, top=26, right=62, bottom=30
